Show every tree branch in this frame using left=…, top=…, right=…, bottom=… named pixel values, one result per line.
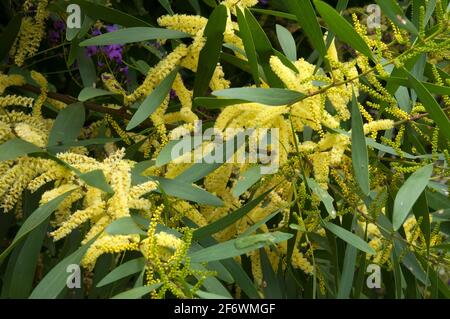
left=19, top=84, right=153, bottom=128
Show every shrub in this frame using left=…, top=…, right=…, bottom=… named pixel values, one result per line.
left=0, top=0, right=448, bottom=299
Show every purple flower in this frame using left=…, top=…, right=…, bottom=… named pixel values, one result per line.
left=105, top=24, right=119, bottom=33
left=102, top=44, right=123, bottom=63
left=48, top=30, right=60, bottom=43
left=86, top=46, right=98, bottom=57
left=53, top=19, right=65, bottom=31
left=92, top=28, right=102, bottom=36
left=259, top=0, right=269, bottom=6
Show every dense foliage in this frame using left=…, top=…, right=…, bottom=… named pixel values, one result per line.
left=0, top=0, right=449, bottom=299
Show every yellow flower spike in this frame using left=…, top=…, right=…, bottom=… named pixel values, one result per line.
left=81, top=234, right=140, bottom=270
left=0, top=74, right=26, bottom=95
left=14, top=122, right=47, bottom=147
left=363, top=119, right=394, bottom=135
left=153, top=231, right=183, bottom=261
left=13, top=0, right=49, bottom=66
left=0, top=95, right=33, bottom=108
left=126, top=44, right=188, bottom=105
left=30, top=71, right=48, bottom=118
left=157, top=14, right=208, bottom=35
left=221, top=0, right=258, bottom=13
left=101, top=73, right=127, bottom=97
left=50, top=202, right=105, bottom=241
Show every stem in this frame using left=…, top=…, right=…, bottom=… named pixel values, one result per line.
left=393, top=105, right=450, bottom=126
left=18, top=84, right=154, bottom=128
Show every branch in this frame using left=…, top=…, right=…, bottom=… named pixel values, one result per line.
left=19, top=84, right=154, bottom=128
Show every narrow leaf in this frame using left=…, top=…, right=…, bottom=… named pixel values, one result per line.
left=276, top=24, right=297, bottom=61
left=322, top=221, right=375, bottom=254
left=351, top=89, right=370, bottom=195
left=80, top=27, right=189, bottom=46
left=189, top=232, right=293, bottom=263
left=78, top=88, right=117, bottom=101
left=97, top=258, right=146, bottom=287
left=0, top=189, right=75, bottom=263
left=127, top=68, right=178, bottom=130
left=314, top=0, right=374, bottom=60
left=48, top=103, right=85, bottom=149
left=285, top=0, right=327, bottom=60
left=110, top=283, right=162, bottom=299
left=307, top=178, right=336, bottom=217
left=29, top=235, right=98, bottom=299
left=193, top=5, right=228, bottom=97
left=0, top=138, right=42, bottom=162
left=236, top=8, right=260, bottom=86
left=212, top=87, right=304, bottom=106
left=393, top=164, right=433, bottom=230
left=405, top=69, right=450, bottom=141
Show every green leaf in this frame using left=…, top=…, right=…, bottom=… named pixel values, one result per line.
left=0, top=15, right=22, bottom=62
left=29, top=235, right=98, bottom=299
left=189, top=232, right=293, bottom=263
left=127, top=68, right=178, bottom=130
left=250, top=8, right=298, bottom=21
left=240, top=211, right=280, bottom=238
left=412, top=192, right=431, bottom=249
left=150, top=176, right=223, bottom=206
left=105, top=216, right=147, bottom=236
left=220, top=258, right=260, bottom=299
left=193, top=97, right=248, bottom=109
left=48, top=103, right=85, bottom=148
left=405, top=69, right=450, bottom=141
left=375, top=0, right=418, bottom=35
left=1, top=222, right=49, bottom=298
left=193, top=5, right=228, bottom=97
left=307, top=178, right=336, bottom=217
left=393, top=164, right=433, bottom=231
left=232, top=165, right=262, bottom=197
left=193, top=188, right=273, bottom=240
left=156, top=139, right=189, bottom=167
left=1, top=189, right=49, bottom=298
left=77, top=49, right=96, bottom=87
left=195, top=289, right=233, bottom=299
left=72, top=0, right=151, bottom=27
left=337, top=243, right=357, bottom=299
left=212, top=87, right=304, bottom=106
left=276, top=24, right=297, bottom=61
left=80, top=27, right=189, bottom=46
left=351, top=90, right=370, bottom=195
left=260, top=248, right=282, bottom=298
left=337, top=217, right=358, bottom=299
left=244, top=8, right=284, bottom=87
left=110, top=283, right=162, bottom=299
left=0, top=189, right=75, bottom=263
left=236, top=8, right=260, bottom=86
left=0, top=138, right=42, bottom=162
left=78, top=169, right=114, bottom=194
left=322, top=221, right=375, bottom=255
left=285, top=0, right=327, bottom=59
left=78, top=88, right=117, bottom=101
left=97, top=257, right=146, bottom=287
left=158, top=0, right=174, bottom=14
left=381, top=76, right=450, bottom=95
left=314, top=0, right=374, bottom=60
